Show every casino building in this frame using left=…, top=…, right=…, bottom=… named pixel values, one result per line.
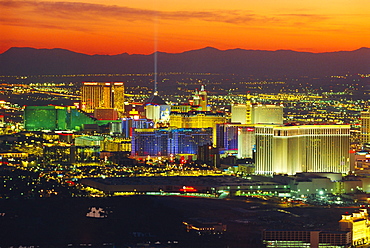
left=215, top=123, right=350, bottom=175
left=263, top=209, right=370, bottom=248
left=24, top=105, right=96, bottom=131
left=131, top=127, right=212, bottom=157
left=263, top=230, right=351, bottom=248
left=255, top=124, right=350, bottom=175
left=81, top=82, right=125, bottom=117
left=361, top=111, right=370, bottom=144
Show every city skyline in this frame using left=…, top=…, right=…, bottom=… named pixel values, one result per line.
left=1, top=1, right=370, bottom=247
left=1, top=0, right=370, bottom=55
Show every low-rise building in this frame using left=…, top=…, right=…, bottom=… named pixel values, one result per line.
left=263, top=230, right=351, bottom=248
left=339, top=209, right=370, bottom=247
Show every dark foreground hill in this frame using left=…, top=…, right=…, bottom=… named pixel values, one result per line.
left=0, top=196, right=351, bottom=248
left=0, top=47, right=369, bottom=77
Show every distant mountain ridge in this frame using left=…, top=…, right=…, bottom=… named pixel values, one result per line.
left=0, top=46, right=369, bottom=77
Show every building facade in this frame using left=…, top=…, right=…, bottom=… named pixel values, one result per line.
left=81, top=82, right=124, bottom=116
left=255, top=125, right=350, bottom=175
left=131, top=128, right=212, bottom=157
left=263, top=230, right=351, bottom=248
left=216, top=123, right=255, bottom=159
left=255, top=125, right=275, bottom=174
left=231, top=103, right=252, bottom=124
left=192, top=85, right=208, bottom=111
left=361, top=111, right=370, bottom=144
left=251, top=104, right=284, bottom=125
left=24, top=105, right=96, bottom=131
left=237, top=126, right=256, bottom=159
left=170, top=111, right=227, bottom=130
left=143, top=94, right=170, bottom=124
left=339, top=209, right=370, bottom=247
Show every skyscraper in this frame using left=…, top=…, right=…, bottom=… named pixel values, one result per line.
left=215, top=123, right=239, bottom=151
left=81, top=82, right=125, bottom=116
left=251, top=104, right=283, bottom=125
left=198, top=85, right=208, bottom=111
left=237, top=126, right=255, bottom=159
left=24, top=105, right=96, bottom=131
left=231, top=103, right=252, bottom=124
left=361, top=111, right=370, bottom=144
left=231, top=103, right=282, bottom=125
left=255, top=125, right=275, bottom=174
left=131, top=128, right=212, bottom=157
left=215, top=123, right=255, bottom=159
left=255, top=125, right=350, bottom=175
left=193, top=85, right=208, bottom=111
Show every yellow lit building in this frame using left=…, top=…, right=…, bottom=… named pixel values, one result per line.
left=251, top=104, right=283, bottom=125
left=171, top=104, right=200, bottom=113
left=231, top=103, right=252, bottom=124
left=170, top=112, right=227, bottom=146
left=0, top=152, right=28, bottom=160
left=193, top=85, right=208, bottom=111
left=255, top=124, right=350, bottom=175
left=101, top=137, right=131, bottom=152
left=339, top=209, right=370, bottom=247
left=231, top=103, right=283, bottom=125
left=170, top=112, right=227, bottom=129
left=81, top=82, right=125, bottom=116
left=361, top=111, right=370, bottom=144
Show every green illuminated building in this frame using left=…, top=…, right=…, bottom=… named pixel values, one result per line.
left=24, top=106, right=97, bottom=131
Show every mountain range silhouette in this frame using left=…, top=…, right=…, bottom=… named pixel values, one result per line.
left=1, top=47, right=369, bottom=77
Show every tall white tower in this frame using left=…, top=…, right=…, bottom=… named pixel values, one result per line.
left=199, top=85, right=208, bottom=111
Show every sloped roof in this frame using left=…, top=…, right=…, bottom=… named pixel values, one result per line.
left=144, top=94, right=167, bottom=105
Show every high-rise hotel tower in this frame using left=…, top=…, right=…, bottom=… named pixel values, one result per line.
left=231, top=103, right=283, bottom=125
left=361, top=111, right=370, bottom=144
left=255, top=125, right=350, bottom=175
left=81, top=82, right=124, bottom=116
left=193, top=85, right=208, bottom=111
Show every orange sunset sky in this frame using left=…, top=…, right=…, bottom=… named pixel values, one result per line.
left=1, top=0, right=369, bottom=55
